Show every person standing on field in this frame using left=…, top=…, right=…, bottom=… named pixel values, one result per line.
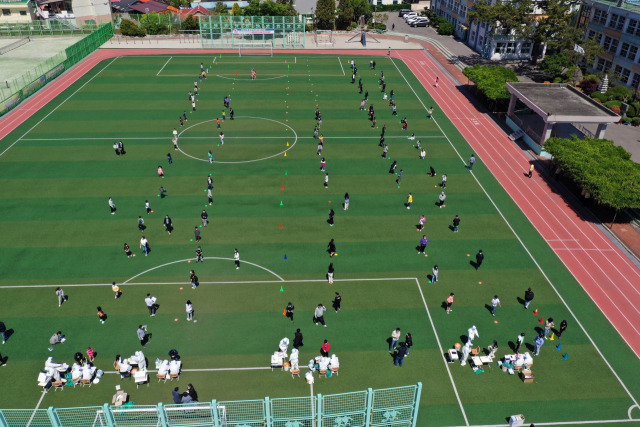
left=469, top=154, right=476, bottom=171
left=453, top=215, right=460, bottom=232
left=113, top=142, right=120, bottom=157
left=234, top=249, right=240, bottom=269
left=333, top=292, right=341, bottom=312
left=446, top=293, right=454, bottom=314
left=186, top=300, right=194, bottom=321
left=432, top=265, right=438, bottom=282
left=515, top=332, right=525, bottom=354
left=201, top=210, right=208, bottom=227
left=194, top=226, right=201, bottom=243
left=286, top=302, right=294, bottom=323
left=407, top=193, right=413, bottom=209
left=344, top=193, right=349, bottom=210
left=195, top=246, right=203, bottom=263
left=419, top=235, right=428, bottom=254
left=327, top=263, right=334, bottom=284
left=145, top=294, right=156, bottom=317
left=524, top=287, right=534, bottom=309
left=490, top=295, right=501, bottom=317
left=390, top=328, right=401, bottom=352
left=475, top=250, right=484, bottom=270
left=55, top=287, right=65, bottom=307
left=327, top=239, right=336, bottom=257
left=558, top=319, right=567, bottom=338
left=544, top=318, right=554, bottom=339
left=164, top=215, right=172, bottom=235
left=109, top=197, right=116, bottom=215
left=314, top=304, right=327, bottom=327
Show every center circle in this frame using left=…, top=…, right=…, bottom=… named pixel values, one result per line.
left=177, top=116, right=297, bottom=164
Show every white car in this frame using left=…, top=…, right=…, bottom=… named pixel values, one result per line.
left=403, top=12, right=417, bottom=19
left=406, top=16, right=424, bottom=24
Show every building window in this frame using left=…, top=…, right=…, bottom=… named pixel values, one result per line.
left=577, top=5, right=591, bottom=28
left=496, top=42, right=506, bottom=53
left=20, top=10, right=27, bottom=15
left=592, top=9, right=608, bottom=25
left=615, top=65, right=631, bottom=84
left=470, top=30, right=475, bottom=42
left=589, top=31, right=603, bottom=45
left=506, top=42, right=516, bottom=53
left=608, top=13, right=625, bottom=31
left=603, top=36, right=619, bottom=54
left=619, top=43, right=638, bottom=61
left=521, top=42, right=532, bottom=54
left=2, top=9, right=10, bottom=15
left=632, top=73, right=640, bottom=89
left=596, top=57, right=613, bottom=71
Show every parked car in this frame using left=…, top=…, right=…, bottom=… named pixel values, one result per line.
left=398, top=9, right=412, bottom=16
left=404, top=13, right=418, bottom=21
left=410, top=19, right=430, bottom=27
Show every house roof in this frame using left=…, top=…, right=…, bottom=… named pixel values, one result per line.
left=111, top=0, right=139, bottom=12
left=191, top=1, right=249, bottom=9
left=129, top=0, right=172, bottom=13
left=180, top=4, right=210, bottom=15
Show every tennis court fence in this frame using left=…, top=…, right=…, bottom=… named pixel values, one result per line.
left=0, top=23, right=113, bottom=117
left=0, top=384, right=421, bottom=427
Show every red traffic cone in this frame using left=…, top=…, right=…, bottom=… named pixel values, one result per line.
left=280, top=223, right=283, bottom=229
left=281, top=185, right=284, bottom=190
left=539, top=317, right=544, bottom=324
left=533, top=308, right=538, bottom=315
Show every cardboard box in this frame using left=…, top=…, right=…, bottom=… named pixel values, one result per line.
left=112, top=390, right=128, bottom=405
left=509, top=414, right=525, bottom=427
left=521, top=369, right=535, bottom=383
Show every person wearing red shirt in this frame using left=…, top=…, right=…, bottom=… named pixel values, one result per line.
left=320, top=340, right=330, bottom=357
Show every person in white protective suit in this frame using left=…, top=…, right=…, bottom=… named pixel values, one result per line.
left=82, top=365, right=95, bottom=381
left=279, top=338, right=289, bottom=353
left=45, top=357, right=65, bottom=371
left=119, top=358, right=132, bottom=376
left=158, top=360, right=170, bottom=377
left=169, top=359, right=181, bottom=375
left=329, top=354, right=339, bottom=369
left=318, top=356, right=329, bottom=372
left=289, top=348, right=299, bottom=370
left=130, top=351, right=147, bottom=371
left=46, top=367, right=62, bottom=382
left=460, top=342, right=472, bottom=366
left=308, top=359, right=316, bottom=372
left=71, top=364, right=82, bottom=381
left=467, top=325, right=479, bottom=342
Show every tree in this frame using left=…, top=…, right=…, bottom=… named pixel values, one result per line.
left=181, top=14, right=200, bottom=31
left=231, top=3, right=241, bottom=15
left=214, top=0, right=228, bottom=15
left=578, top=78, right=599, bottom=95
left=467, top=0, right=578, bottom=65
left=336, top=0, right=354, bottom=30
left=315, top=0, right=335, bottom=29
left=140, top=12, right=169, bottom=35
left=351, top=0, right=371, bottom=25
left=243, top=0, right=297, bottom=16
left=437, top=21, right=454, bottom=35
left=120, top=18, right=146, bottom=36
left=462, top=64, right=519, bottom=100
left=545, top=135, right=640, bottom=210
left=165, top=0, right=189, bottom=8
left=540, top=52, right=571, bottom=77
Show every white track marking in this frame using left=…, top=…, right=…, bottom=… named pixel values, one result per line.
left=0, top=57, right=118, bottom=158
left=176, top=116, right=298, bottom=163
left=122, top=256, right=285, bottom=284
left=157, top=56, right=172, bottom=76
left=415, top=278, right=469, bottom=426
left=104, top=367, right=270, bottom=374
left=338, top=57, right=345, bottom=76
left=390, top=55, right=640, bottom=409
left=159, top=74, right=344, bottom=78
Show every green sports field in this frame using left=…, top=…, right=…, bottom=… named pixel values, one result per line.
left=0, top=53, right=639, bottom=427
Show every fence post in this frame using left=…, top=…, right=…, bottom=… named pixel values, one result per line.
left=265, top=397, right=271, bottom=427
left=0, top=410, right=9, bottom=427
left=211, top=400, right=220, bottom=427
left=157, top=403, right=169, bottom=427
left=47, top=407, right=62, bottom=427
left=365, top=388, right=373, bottom=427
left=102, top=404, right=116, bottom=427
left=316, top=394, right=322, bottom=427
left=410, top=383, right=422, bottom=427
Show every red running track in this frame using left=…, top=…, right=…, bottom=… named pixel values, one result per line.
left=1, top=48, right=640, bottom=359
left=395, top=49, right=640, bottom=360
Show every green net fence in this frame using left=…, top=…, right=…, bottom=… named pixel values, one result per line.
left=0, top=385, right=421, bottom=427
left=0, top=22, right=113, bottom=117
left=0, top=19, right=111, bottom=38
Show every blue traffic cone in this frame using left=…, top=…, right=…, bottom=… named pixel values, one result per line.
left=562, top=353, right=568, bottom=360
left=556, top=343, right=561, bottom=350
left=284, top=254, right=287, bottom=260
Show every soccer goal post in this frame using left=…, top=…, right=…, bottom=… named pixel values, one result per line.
left=238, top=41, right=273, bottom=57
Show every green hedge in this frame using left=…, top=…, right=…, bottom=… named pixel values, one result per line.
left=462, top=64, right=519, bottom=100
left=604, top=100, right=622, bottom=109
left=375, top=4, right=406, bottom=11
left=545, top=135, right=640, bottom=209
left=591, top=92, right=607, bottom=103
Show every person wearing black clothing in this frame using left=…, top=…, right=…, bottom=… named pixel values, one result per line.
left=230, top=108, right=234, bottom=120
left=453, top=215, right=460, bottom=233
left=164, top=215, right=172, bottom=235
left=332, top=292, right=341, bottom=312
left=286, top=303, right=294, bottom=323
left=328, top=209, right=334, bottom=227
left=558, top=320, right=568, bottom=338
left=293, top=329, right=303, bottom=349
left=119, top=141, right=125, bottom=155
left=372, top=117, right=376, bottom=128
left=381, top=124, right=386, bottom=136
left=196, top=246, right=203, bottom=262
left=190, top=271, right=198, bottom=289
left=194, top=226, right=201, bottom=242
left=382, top=82, right=386, bottom=92
left=315, top=108, right=319, bottom=120
left=0, top=321, right=6, bottom=344
left=524, top=287, right=534, bottom=309
left=389, top=161, right=397, bottom=174
left=359, top=82, right=363, bottom=93
left=405, top=333, right=413, bottom=355
left=372, top=60, right=376, bottom=70
left=328, top=239, right=336, bottom=257
left=475, top=250, right=484, bottom=270
left=379, top=136, right=385, bottom=147
left=124, top=243, right=132, bottom=258
left=187, top=384, right=198, bottom=402
left=201, top=210, right=208, bottom=227
left=390, top=90, right=394, bottom=101
left=364, top=90, right=369, bottom=100
left=207, top=176, right=213, bottom=190
left=327, top=263, right=334, bottom=284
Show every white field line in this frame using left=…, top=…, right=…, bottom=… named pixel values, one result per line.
left=0, top=57, right=118, bottom=159
left=20, top=136, right=445, bottom=141
left=338, top=56, right=345, bottom=76
left=415, top=278, right=469, bottom=426
left=25, top=391, right=47, bottom=427
left=157, top=56, right=172, bottom=76
left=105, top=367, right=271, bottom=374
left=389, top=55, right=640, bottom=409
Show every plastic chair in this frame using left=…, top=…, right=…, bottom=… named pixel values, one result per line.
left=170, top=373, right=179, bottom=381
left=82, top=379, right=92, bottom=387
left=157, top=373, right=167, bottom=383
left=53, top=380, right=65, bottom=391
left=319, top=369, right=327, bottom=378
left=331, top=367, right=339, bottom=376
left=72, top=378, right=81, bottom=388
left=291, top=368, right=300, bottom=378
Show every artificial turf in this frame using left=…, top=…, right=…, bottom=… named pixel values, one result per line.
left=0, top=53, right=639, bottom=427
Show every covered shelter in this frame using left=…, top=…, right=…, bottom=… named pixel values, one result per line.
left=505, top=82, right=620, bottom=156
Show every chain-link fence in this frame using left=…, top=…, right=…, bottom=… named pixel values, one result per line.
left=0, top=19, right=111, bottom=38
left=198, top=16, right=305, bottom=49
left=0, top=22, right=113, bottom=117
left=0, top=385, right=421, bottom=427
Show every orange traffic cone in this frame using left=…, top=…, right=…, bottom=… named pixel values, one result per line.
left=280, top=223, right=283, bottom=229
left=533, top=308, right=538, bottom=315
left=281, top=185, right=284, bottom=190
left=539, top=317, right=544, bottom=324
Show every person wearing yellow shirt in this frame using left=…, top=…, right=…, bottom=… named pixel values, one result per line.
left=407, top=193, right=413, bottom=209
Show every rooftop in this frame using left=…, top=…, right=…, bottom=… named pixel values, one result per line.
left=506, top=82, right=620, bottom=123
left=587, top=0, right=640, bottom=16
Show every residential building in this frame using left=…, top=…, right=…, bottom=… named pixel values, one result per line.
left=1, top=0, right=33, bottom=21
left=581, top=0, right=640, bottom=90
